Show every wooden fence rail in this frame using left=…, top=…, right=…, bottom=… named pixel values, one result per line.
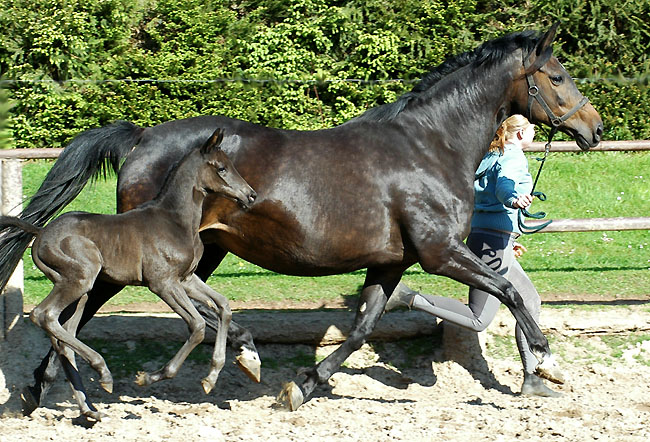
left=2, top=139, right=650, bottom=160
left=1, top=140, right=649, bottom=339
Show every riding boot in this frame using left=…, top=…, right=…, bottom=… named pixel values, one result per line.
left=384, top=282, right=417, bottom=311
left=521, top=372, right=562, bottom=397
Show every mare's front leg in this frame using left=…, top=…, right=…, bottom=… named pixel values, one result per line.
left=135, top=279, right=206, bottom=386
left=277, top=267, right=404, bottom=411
left=418, top=239, right=563, bottom=384
left=182, top=275, right=232, bottom=393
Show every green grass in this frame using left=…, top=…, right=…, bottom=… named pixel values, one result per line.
left=19, top=152, right=650, bottom=308
left=84, top=338, right=215, bottom=378
left=485, top=332, right=650, bottom=367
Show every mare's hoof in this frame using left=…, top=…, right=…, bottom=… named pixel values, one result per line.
left=20, top=386, right=39, bottom=416
left=201, top=378, right=214, bottom=395
left=236, top=348, right=261, bottom=383
left=277, top=382, right=304, bottom=411
left=535, top=355, right=565, bottom=385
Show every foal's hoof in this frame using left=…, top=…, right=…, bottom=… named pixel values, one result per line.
left=99, top=370, right=114, bottom=393
left=20, top=386, right=40, bottom=416
left=277, top=382, right=304, bottom=411
left=100, top=379, right=114, bottom=394
left=201, top=378, right=215, bottom=395
left=535, top=355, right=565, bottom=385
left=236, top=348, right=261, bottom=383
left=82, top=409, right=107, bottom=422
left=135, top=371, right=151, bottom=387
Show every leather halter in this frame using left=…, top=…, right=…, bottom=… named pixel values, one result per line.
left=522, top=49, right=589, bottom=129
left=516, top=48, right=589, bottom=234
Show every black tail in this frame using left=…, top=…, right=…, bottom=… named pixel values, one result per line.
left=0, top=120, right=144, bottom=291
left=0, top=216, right=41, bottom=235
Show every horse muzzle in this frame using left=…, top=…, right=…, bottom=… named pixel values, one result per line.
left=237, top=190, right=257, bottom=210
left=572, top=120, right=603, bottom=151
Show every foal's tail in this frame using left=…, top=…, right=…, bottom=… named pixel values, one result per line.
left=0, top=120, right=144, bottom=292
left=0, top=216, right=41, bottom=235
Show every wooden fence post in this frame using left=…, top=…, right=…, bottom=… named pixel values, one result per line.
left=0, top=159, right=23, bottom=341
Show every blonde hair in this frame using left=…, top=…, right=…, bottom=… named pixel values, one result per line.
left=489, top=114, right=531, bottom=153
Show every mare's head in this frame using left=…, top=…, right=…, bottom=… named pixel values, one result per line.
left=510, top=23, right=603, bottom=150
left=198, top=129, right=257, bottom=209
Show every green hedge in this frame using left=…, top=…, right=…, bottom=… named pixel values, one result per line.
left=1, top=0, right=649, bottom=148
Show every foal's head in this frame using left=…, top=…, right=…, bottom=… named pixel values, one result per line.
left=198, top=129, right=257, bottom=209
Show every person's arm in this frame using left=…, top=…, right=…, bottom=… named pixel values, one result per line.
left=495, top=152, right=533, bottom=209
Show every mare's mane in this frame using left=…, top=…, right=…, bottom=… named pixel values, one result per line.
left=351, top=30, right=541, bottom=123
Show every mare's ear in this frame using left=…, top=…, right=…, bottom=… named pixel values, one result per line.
left=201, top=128, right=224, bottom=155
left=525, top=22, right=559, bottom=74
left=536, top=22, right=559, bottom=56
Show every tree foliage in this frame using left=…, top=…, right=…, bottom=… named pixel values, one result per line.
left=1, top=0, right=649, bottom=148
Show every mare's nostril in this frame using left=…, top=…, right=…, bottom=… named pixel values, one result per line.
left=595, top=123, right=603, bottom=142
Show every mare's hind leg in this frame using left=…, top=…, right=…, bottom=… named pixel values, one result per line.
left=277, top=266, right=404, bottom=411
left=23, top=280, right=123, bottom=416
left=182, top=274, right=231, bottom=394
left=194, top=244, right=260, bottom=382
left=418, top=240, right=562, bottom=384
left=135, top=280, right=206, bottom=386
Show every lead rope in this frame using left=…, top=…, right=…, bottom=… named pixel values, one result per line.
left=517, top=126, right=557, bottom=234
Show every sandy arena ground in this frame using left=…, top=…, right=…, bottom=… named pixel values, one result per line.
left=1, top=305, right=649, bottom=441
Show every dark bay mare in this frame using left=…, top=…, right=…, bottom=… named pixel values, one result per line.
left=0, top=129, right=257, bottom=420
left=0, top=24, right=602, bottom=412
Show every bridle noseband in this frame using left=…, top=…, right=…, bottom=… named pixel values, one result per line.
left=517, top=49, right=589, bottom=234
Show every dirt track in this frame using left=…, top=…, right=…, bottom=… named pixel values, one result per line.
left=1, top=305, right=649, bottom=441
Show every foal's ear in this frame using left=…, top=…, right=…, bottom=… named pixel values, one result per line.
left=201, top=128, right=224, bottom=155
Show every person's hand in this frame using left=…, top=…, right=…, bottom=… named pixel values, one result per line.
left=513, top=242, right=527, bottom=258
left=512, top=194, right=534, bottom=209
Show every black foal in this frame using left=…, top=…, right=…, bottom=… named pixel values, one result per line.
left=0, top=128, right=256, bottom=420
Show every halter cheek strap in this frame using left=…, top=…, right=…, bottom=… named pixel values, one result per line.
left=517, top=49, right=589, bottom=234
left=522, top=51, right=590, bottom=128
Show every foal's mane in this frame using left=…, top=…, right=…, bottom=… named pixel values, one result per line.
left=351, top=30, right=541, bottom=123
left=145, top=146, right=203, bottom=206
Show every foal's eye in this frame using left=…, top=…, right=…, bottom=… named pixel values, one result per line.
left=550, top=75, right=564, bottom=85
left=217, top=167, right=227, bottom=175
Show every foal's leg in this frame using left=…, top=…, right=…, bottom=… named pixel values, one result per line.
left=182, top=274, right=231, bottom=393
left=277, top=266, right=404, bottom=411
left=135, top=280, right=206, bottom=386
left=23, top=280, right=124, bottom=415
left=55, top=294, right=106, bottom=420
left=417, top=240, right=562, bottom=383
left=194, top=244, right=260, bottom=381
left=31, top=275, right=114, bottom=396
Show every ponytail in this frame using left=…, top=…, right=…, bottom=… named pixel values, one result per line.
left=489, top=114, right=531, bottom=154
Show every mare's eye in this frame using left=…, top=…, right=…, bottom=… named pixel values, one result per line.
left=550, top=75, right=564, bottom=85
left=218, top=167, right=227, bottom=175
